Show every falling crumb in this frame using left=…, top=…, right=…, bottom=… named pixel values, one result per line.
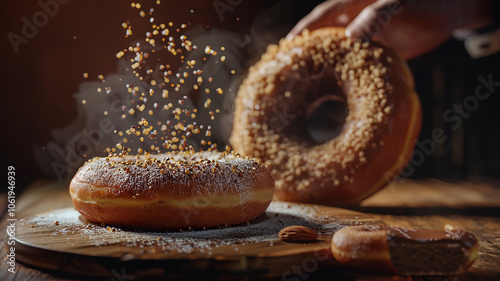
left=91, top=1, right=231, bottom=155
left=204, top=46, right=211, bottom=55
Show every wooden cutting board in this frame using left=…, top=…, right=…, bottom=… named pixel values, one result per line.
left=14, top=201, right=384, bottom=280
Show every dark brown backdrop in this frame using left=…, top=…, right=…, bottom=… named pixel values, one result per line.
left=1, top=0, right=499, bottom=192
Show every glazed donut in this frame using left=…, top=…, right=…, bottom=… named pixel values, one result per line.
left=331, top=226, right=479, bottom=275
left=69, top=151, right=275, bottom=229
left=230, top=27, right=421, bottom=205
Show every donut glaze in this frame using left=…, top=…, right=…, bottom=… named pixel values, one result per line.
left=69, top=152, right=275, bottom=229
left=230, top=27, right=421, bottom=205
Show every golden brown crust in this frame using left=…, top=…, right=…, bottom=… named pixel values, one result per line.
left=230, top=27, right=421, bottom=206
left=71, top=199, right=269, bottom=230
left=332, top=226, right=396, bottom=273
left=69, top=151, right=275, bottom=229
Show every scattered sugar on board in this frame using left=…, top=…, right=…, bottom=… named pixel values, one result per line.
left=23, top=202, right=370, bottom=254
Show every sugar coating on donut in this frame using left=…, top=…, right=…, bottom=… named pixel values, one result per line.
left=72, top=151, right=272, bottom=200
left=231, top=28, right=399, bottom=196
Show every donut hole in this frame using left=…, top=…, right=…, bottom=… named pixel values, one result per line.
left=275, top=63, right=349, bottom=146
left=306, top=95, right=348, bottom=144
left=300, top=64, right=348, bottom=145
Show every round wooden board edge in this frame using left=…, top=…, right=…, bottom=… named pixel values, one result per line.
left=13, top=202, right=384, bottom=279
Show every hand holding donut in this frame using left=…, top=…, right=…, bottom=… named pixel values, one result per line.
left=287, top=0, right=496, bottom=59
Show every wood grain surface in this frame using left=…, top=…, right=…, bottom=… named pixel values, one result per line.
left=1, top=179, right=500, bottom=280
left=358, top=179, right=500, bottom=216
left=12, top=203, right=383, bottom=280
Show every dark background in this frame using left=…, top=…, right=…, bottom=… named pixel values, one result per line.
left=1, top=0, right=499, bottom=192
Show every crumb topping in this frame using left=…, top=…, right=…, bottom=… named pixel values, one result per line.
left=231, top=29, right=395, bottom=193
left=75, top=151, right=269, bottom=198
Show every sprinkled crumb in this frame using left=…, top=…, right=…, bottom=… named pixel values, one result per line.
left=231, top=28, right=394, bottom=194
left=24, top=202, right=379, bottom=255
left=79, top=1, right=234, bottom=155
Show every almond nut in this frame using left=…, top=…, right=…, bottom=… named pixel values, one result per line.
left=278, top=225, right=318, bottom=242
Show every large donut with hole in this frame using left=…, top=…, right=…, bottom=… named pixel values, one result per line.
left=69, top=151, right=275, bottom=229
left=230, top=27, right=421, bottom=205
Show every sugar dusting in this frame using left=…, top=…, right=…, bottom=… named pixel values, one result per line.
left=23, top=202, right=376, bottom=255
left=75, top=151, right=270, bottom=198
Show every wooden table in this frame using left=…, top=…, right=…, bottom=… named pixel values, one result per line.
left=2, top=179, right=500, bottom=280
